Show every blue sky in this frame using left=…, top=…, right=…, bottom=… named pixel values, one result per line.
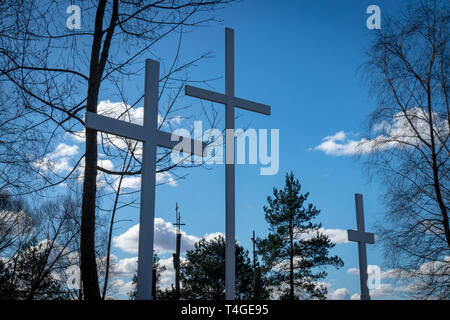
left=148, top=0, right=406, bottom=299
left=115, top=0, right=408, bottom=299
left=46, top=0, right=416, bottom=299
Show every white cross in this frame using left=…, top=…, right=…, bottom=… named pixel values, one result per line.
left=185, top=28, right=271, bottom=300
left=347, top=193, right=375, bottom=300
left=85, top=59, right=205, bottom=300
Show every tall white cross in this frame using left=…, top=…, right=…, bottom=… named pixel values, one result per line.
left=347, top=193, right=375, bottom=300
left=85, top=59, right=205, bottom=300
left=185, top=28, right=271, bottom=300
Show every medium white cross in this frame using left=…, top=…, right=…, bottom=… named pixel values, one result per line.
left=347, top=193, right=375, bottom=300
left=85, top=59, right=205, bottom=300
left=185, top=28, right=271, bottom=300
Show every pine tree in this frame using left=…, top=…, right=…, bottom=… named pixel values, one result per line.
left=0, top=240, right=71, bottom=300
left=180, top=235, right=254, bottom=300
left=257, top=172, right=343, bottom=300
left=128, top=252, right=166, bottom=300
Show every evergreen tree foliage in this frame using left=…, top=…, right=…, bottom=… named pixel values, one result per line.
left=257, top=172, right=343, bottom=300
left=128, top=253, right=166, bottom=300
left=180, top=235, right=255, bottom=300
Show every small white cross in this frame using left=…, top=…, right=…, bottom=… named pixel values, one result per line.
left=85, top=59, right=205, bottom=300
left=185, top=28, right=271, bottom=300
left=347, top=193, right=375, bottom=300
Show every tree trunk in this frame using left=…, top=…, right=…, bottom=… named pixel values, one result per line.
left=80, top=126, right=100, bottom=300
left=432, top=163, right=450, bottom=249
left=289, top=215, right=294, bottom=300
left=427, top=85, right=450, bottom=249
left=79, top=0, right=109, bottom=300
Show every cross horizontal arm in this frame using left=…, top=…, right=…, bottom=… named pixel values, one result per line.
left=185, top=85, right=227, bottom=105
left=234, top=97, right=271, bottom=115
left=347, top=229, right=375, bottom=244
left=185, top=85, right=271, bottom=115
left=156, top=130, right=207, bottom=157
left=85, top=112, right=147, bottom=142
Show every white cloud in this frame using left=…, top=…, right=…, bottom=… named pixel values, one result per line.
left=313, top=108, right=449, bottom=156
left=98, top=100, right=143, bottom=124
left=158, top=114, right=183, bottom=128
left=325, top=131, right=346, bottom=142
left=71, top=101, right=146, bottom=159
left=115, top=257, right=138, bottom=277
left=73, top=100, right=184, bottom=145
left=203, top=232, right=225, bottom=242
left=112, top=218, right=212, bottom=255
left=415, top=256, right=450, bottom=277
left=270, top=229, right=349, bottom=274
left=63, top=260, right=81, bottom=290
left=299, top=228, right=349, bottom=244
left=37, top=100, right=182, bottom=190
left=313, top=131, right=368, bottom=156
left=75, top=157, right=115, bottom=187
left=110, top=279, right=134, bottom=297
left=347, top=282, right=408, bottom=300
left=347, top=264, right=410, bottom=280
left=328, top=287, right=350, bottom=300
left=108, top=166, right=178, bottom=191
left=98, top=159, right=114, bottom=171
left=321, top=228, right=349, bottom=244
left=369, top=283, right=407, bottom=299
left=116, top=172, right=178, bottom=190
left=158, top=256, right=177, bottom=290
left=111, top=255, right=184, bottom=293
left=72, top=101, right=144, bottom=144
left=116, top=177, right=141, bottom=190
left=350, top=293, right=360, bottom=300
left=34, top=143, right=79, bottom=174
left=152, top=218, right=199, bottom=253
left=347, top=265, right=385, bottom=277
left=344, top=262, right=450, bottom=299
left=52, top=143, right=79, bottom=158
left=156, top=172, right=178, bottom=187
left=111, top=217, right=224, bottom=295
left=347, top=267, right=359, bottom=276
left=112, top=224, right=140, bottom=255
left=0, top=209, right=32, bottom=238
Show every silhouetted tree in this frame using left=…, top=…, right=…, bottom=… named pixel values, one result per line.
left=1, top=239, right=72, bottom=300
left=128, top=253, right=166, bottom=300
left=361, top=0, right=449, bottom=299
left=180, top=235, right=254, bottom=300
left=257, top=173, right=343, bottom=300
left=0, top=193, right=83, bottom=300
left=0, top=0, right=233, bottom=299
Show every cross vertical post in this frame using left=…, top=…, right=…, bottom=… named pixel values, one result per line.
left=225, top=27, right=236, bottom=300
left=85, top=59, right=206, bottom=300
left=185, top=28, right=271, bottom=300
left=173, top=203, right=185, bottom=300
left=136, top=59, right=159, bottom=300
left=251, top=231, right=256, bottom=298
left=347, top=193, right=375, bottom=301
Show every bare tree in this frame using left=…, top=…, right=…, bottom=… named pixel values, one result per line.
left=361, top=0, right=449, bottom=299
left=0, top=193, right=32, bottom=257
left=0, top=0, right=231, bottom=299
left=0, top=194, right=82, bottom=300
left=22, top=196, right=80, bottom=300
